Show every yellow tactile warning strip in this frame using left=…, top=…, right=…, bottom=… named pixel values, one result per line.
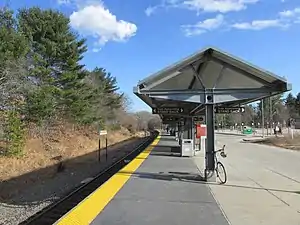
left=55, top=135, right=161, bottom=225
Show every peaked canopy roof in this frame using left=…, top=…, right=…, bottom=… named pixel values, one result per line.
left=134, top=47, right=291, bottom=117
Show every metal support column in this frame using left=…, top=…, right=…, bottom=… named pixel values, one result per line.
left=180, top=118, right=192, bottom=139
left=187, top=118, right=193, bottom=139
left=192, top=118, right=196, bottom=152
left=205, top=103, right=215, bottom=181
left=269, top=96, right=272, bottom=133
left=262, top=99, right=265, bottom=138
left=182, top=118, right=188, bottom=139
left=178, top=122, right=182, bottom=145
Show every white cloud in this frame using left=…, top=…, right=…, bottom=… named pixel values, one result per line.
left=278, top=7, right=300, bottom=25
left=145, top=0, right=259, bottom=16
left=92, top=48, right=101, bottom=53
left=279, top=10, right=294, bottom=17
left=181, top=14, right=224, bottom=36
left=57, top=0, right=71, bottom=4
left=69, top=3, right=137, bottom=46
left=57, top=0, right=99, bottom=7
left=232, top=19, right=286, bottom=30
left=181, top=10, right=297, bottom=36
left=226, top=7, right=300, bottom=31
left=145, top=0, right=181, bottom=16
left=183, top=0, right=258, bottom=13
left=279, top=7, right=300, bottom=18
left=145, top=6, right=158, bottom=16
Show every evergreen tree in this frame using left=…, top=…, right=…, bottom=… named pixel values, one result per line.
left=0, top=7, right=28, bottom=63
left=296, top=93, right=300, bottom=116
left=285, top=93, right=297, bottom=118
left=79, top=68, right=123, bottom=125
left=0, top=5, right=127, bottom=157
left=17, top=7, right=88, bottom=122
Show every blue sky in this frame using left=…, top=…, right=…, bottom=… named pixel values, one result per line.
left=3, top=0, right=300, bottom=111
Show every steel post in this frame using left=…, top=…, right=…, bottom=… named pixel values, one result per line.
left=205, top=104, right=215, bottom=179
left=262, top=98, right=265, bottom=138
left=98, top=138, right=101, bottom=162
left=105, top=136, right=108, bottom=162
left=183, top=118, right=193, bottom=139
left=182, top=118, right=188, bottom=139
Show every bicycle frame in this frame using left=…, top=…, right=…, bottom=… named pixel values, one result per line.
left=214, top=145, right=226, bottom=167
left=213, top=145, right=227, bottom=184
left=214, top=152, right=219, bottom=169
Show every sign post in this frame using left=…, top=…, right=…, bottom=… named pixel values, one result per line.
left=105, top=135, right=108, bottom=161
left=98, top=137, right=101, bottom=162
left=99, top=129, right=108, bottom=162
left=215, top=106, right=245, bottom=114
left=152, top=107, right=184, bottom=115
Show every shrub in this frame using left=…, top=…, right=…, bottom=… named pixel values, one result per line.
left=4, top=110, right=25, bottom=156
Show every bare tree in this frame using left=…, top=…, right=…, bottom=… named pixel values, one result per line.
left=115, top=109, right=138, bottom=132
left=121, top=93, right=133, bottom=112
left=241, top=105, right=255, bottom=125
left=147, top=115, right=162, bottom=130
left=136, top=111, right=152, bottom=131
left=0, top=59, right=32, bottom=110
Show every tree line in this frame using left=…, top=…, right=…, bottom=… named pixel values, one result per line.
left=0, top=6, right=161, bottom=156
left=215, top=93, right=300, bottom=128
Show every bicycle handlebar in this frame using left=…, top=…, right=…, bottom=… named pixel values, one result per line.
left=214, top=145, right=226, bottom=153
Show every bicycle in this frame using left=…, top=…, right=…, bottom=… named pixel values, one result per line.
left=214, top=145, right=227, bottom=184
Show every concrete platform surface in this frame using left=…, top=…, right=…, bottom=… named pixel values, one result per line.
left=194, top=134, right=300, bottom=225
left=91, top=135, right=229, bottom=225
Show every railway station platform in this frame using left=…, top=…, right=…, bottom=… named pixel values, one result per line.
left=91, top=134, right=228, bottom=225
left=56, top=133, right=300, bottom=225
left=55, top=134, right=229, bottom=225
left=57, top=134, right=229, bottom=225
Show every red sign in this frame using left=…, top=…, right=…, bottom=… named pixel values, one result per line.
left=196, top=124, right=206, bottom=138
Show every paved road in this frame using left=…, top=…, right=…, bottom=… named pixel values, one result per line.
left=194, top=134, right=300, bottom=225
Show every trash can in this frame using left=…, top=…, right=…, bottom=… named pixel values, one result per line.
left=181, top=139, right=194, bottom=157
left=242, top=126, right=253, bottom=135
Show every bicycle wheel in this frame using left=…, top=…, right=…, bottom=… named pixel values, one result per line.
left=216, top=161, right=227, bottom=184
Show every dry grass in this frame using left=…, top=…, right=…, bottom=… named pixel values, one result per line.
left=0, top=125, right=137, bottom=182
left=252, top=134, right=300, bottom=151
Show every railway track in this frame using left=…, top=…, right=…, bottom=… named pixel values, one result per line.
left=20, top=131, right=158, bottom=225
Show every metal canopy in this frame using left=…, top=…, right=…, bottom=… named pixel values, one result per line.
left=134, top=46, right=292, bottom=179
left=134, top=47, right=291, bottom=116
left=133, top=86, right=202, bottom=116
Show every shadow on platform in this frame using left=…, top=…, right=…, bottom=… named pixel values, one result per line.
left=159, top=134, right=173, bottom=137
left=120, top=170, right=205, bottom=182
left=149, top=145, right=181, bottom=157
left=147, top=135, right=181, bottom=157
left=118, top=170, right=300, bottom=195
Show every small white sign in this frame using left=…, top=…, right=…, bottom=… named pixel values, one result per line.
left=99, top=130, right=107, bottom=135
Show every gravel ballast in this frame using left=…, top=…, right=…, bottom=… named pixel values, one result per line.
left=0, top=137, right=147, bottom=225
